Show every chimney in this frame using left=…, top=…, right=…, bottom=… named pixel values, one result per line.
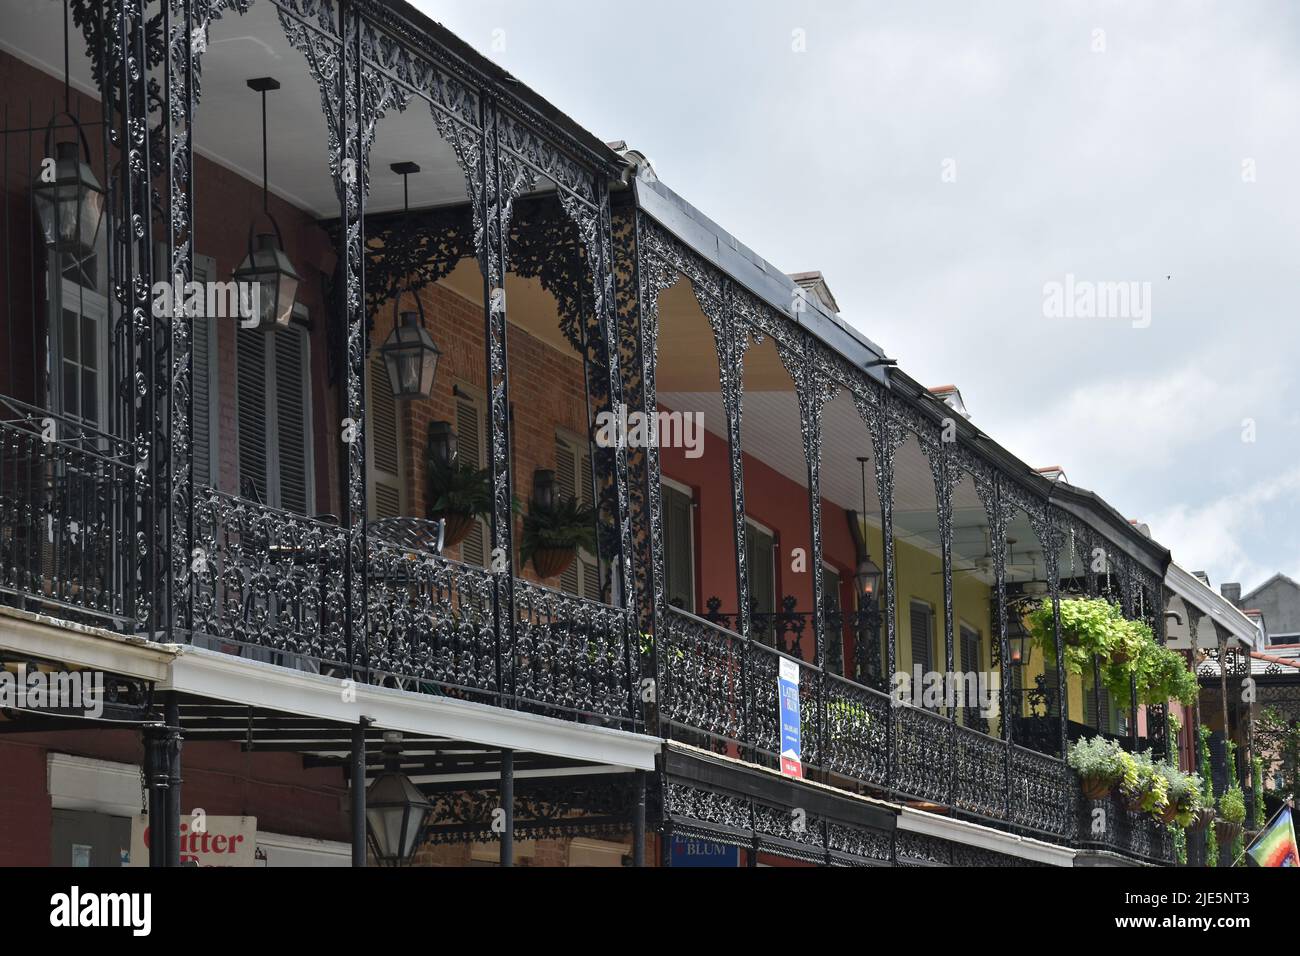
left=1192, top=571, right=1210, bottom=586
left=1221, top=582, right=1242, bottom=606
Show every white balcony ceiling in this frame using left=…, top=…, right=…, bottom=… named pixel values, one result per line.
left=2, top=0, right=484, bottom=217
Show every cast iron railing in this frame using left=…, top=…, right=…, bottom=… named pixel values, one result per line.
left=658, top=603, right=1078, bottom=843
left=1076, top=790, right=1177, bottom=864
left=0, top=398, right=135, bottom=627
left=189, top=490, right=638, bottom=727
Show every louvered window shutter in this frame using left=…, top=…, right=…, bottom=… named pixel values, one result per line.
left=274, top=327, right=311, bottom=514
left=662, top=484, right=694, bottom=612
left=555, top=438, right=579, bottom=595
left=368, top=350, right=402, bottom=519
left=746, top=523, right=775, bottom=640
left=910, top=602, right=932, bottom=675
left=236, top=328, right=269, bottom=506
left=193, top=316, right=213, bottom=487
left=456, top=396, right=486, bottom=567
left=191, top=255, right=216, bottom=487
left=960, top=625, right=979, bottom=672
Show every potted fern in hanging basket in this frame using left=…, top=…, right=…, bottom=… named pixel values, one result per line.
left=426, top=456, right=492, bottom=548
left=520, top=495, right=597, bottom=580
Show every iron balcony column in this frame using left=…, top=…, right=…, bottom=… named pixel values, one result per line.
left=351, top=719, right=369, bottom=867
left=164, top=695, right=182, bottom=867
left=499, top=748, right=514, bottom=867
left=481, top=98, right=519, bottom=707
left=142, top=721, right=177, bottom=867
left=632, top=769, right=646, bottom=867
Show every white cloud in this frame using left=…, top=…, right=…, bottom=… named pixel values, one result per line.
left=1147, top=468, right=1300, bottom=588
left=993, top=358, right=1276, bottom=483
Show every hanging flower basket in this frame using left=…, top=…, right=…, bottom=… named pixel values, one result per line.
left=1156, top=803, right=1179, bottom=826
left=438, top=512, right=477, bottom=548
left=1215, top=819, right=1242, bottom=845
left=531, top=546, right=576, bottom=579
left=1189, top=806, right=1215, bottom=831
left=1080, top=776, right=1113, bottom=800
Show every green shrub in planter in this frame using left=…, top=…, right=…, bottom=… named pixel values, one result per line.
left=1067, top=736, right=1127, bottom=798
left=1219, top=785, right=1246, bottom=826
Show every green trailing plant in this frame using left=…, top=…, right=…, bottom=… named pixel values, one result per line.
left=1251, top=755, right=1264, bottom=829
left=1027, top=597, right=1125, bottom=675
left=1198, top=725, right=1214, bottom=798
left=519, top=495, right=597, bottom=565
left=1172, top=824, right=1187, bottom=866
left=1119, top=751, right=1170, bottom=815
left=1205, top=819, right=1219, bottom=866
left=1068, top=736, right=1127, bottom=797
left=1137, top=641, right=1199, bottom=706
left=425, top=457, right=492, bottom=520
left=1028, top=598, right=1196, bottom=707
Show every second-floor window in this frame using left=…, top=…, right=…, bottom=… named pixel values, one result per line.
left=745, top=519, right=776, bottom=641
left=454, top=386, right=488, bottom=567
left=662, top=480, right=695, bottom=613
left=554, top=431, right=600, bottom=602
left=236, top=318, right=314, bottom=513
left=910, top=600, right=934, bottom=707
left=50, top=248, right=108, bottom=432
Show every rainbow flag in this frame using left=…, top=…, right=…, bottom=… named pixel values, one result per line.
left=1246, top=806, right=1300, bottom=867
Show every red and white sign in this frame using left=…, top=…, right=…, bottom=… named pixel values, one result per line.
left=129, top=815, right=257, bottom=867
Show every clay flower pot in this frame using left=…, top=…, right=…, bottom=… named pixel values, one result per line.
left=1189, top=807, right=1215, bottom=831
left=438, top=512, right=477, bottom=548
left=1081, top=776, right=1113, bottom=800
left=532, top=546, right=576, bottom=579
left=1157, top=803, right=1179, bottom=826
left=1215, top=820, right=1243, bottom=845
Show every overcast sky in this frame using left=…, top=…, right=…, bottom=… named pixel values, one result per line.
left=421, top=0, right=1300, bottom=597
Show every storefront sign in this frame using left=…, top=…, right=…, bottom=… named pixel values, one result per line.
left=670, top=836, right=740, bottom=867
left=129, top=815, right=257, bottom=867
left=778, top=656, right=803, bottom=779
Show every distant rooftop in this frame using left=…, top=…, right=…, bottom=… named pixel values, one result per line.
left=787, top=271, right=841, bottom=315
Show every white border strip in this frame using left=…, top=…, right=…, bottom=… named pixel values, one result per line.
left=897, top=807, right=1076, bottom=867
left=163, top=645, right=661, bottom=770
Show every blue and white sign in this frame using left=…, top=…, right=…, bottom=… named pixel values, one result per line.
left=778, top=656, right=803, bottom=779
left=670, top=836, right=740, bottom=867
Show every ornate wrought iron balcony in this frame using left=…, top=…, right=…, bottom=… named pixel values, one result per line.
left=654, top=603, right=1081, bottom=845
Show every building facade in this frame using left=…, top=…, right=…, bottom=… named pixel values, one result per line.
left=0, top=0, right=1207, bottom=867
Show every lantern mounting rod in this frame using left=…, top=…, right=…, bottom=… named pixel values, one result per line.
left=246, top=77, right=280, bottom=214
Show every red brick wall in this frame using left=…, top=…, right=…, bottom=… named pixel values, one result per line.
left=0, top=51, right=107, bottom=404
left=0, top=730, right=349, bottom=866
left=381, top=279, right=591, bottom=578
